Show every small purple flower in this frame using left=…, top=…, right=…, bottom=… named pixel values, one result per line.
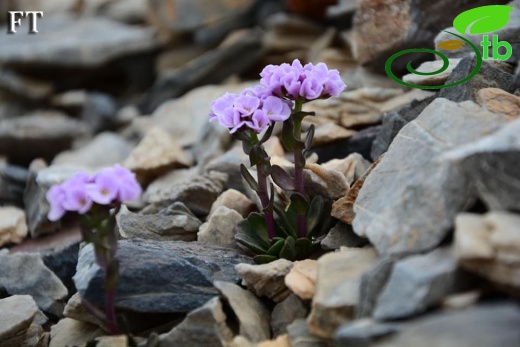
left=262, top=96, right=291, bottom=122
left=46, top=185, right=67, bottom=222
left=62, top=185, right=93, bottom=214
left=245, top=109, right=270, bottom=133
left=111, top=165, right=141, bottom=202
left=87, top=168, right=119, bottom=205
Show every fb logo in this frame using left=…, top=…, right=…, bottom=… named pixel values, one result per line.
left=385, top=5, right=514, bottom=90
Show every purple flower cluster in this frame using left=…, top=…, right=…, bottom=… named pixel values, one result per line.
left=46, top=165, right=141, bottom=222
left=260, top=59, right=346, bottom=101
left=209, top=89, right=292, bottom=134
left=210, top=59, right=346, bottom=133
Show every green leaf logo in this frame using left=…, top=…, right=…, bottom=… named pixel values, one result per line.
left=453, top=5, right=514, bottom=35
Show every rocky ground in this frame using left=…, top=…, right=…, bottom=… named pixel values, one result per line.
left=0, top=0, right=520, bottom=346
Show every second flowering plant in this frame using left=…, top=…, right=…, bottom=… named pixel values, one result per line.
left=47, top=164, right=141, bottom=334
left=210, top=59, right=345, bottom=263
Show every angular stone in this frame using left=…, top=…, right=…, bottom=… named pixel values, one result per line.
left=357, top=258, right=395, bottom=319
left=284, top=259, right=318, bottom=301
left=321, top=153, right=371, bottom=186
left=402, top=59, right=461, bottom=86
left=0, top=295, right=39, bottom=347
left=321, top=222, right=368, bottom=251
left=312, top=123, right=356, bottom=147
left=198, top=207, right=243, bottom=247
left=0, top=111, right=87, bottom=165
left=95, top=335, right=129, bottom=347
left=303, top=163, right=350, bottom=201
left=256, top=334, right=291, bottom=347
left=307, top=247, right=378, bottom=338
left=371, top=96, right=436, bottom=160
left=53, top=132, right=133, bottom=169
left=271, top=294, right=308, bottom=338
left=157, top=297, right=234, bottom=347
left=236, top=259, right=293, bottom=303
left=0, top=70, right=53, bottom=101
left=372, top=302, right=520, bottom=347
left=0, top=161, right=27, bottom=207
left=443, top=118, right=520, bottom=211
left=477, top=88, right=520, bottom=120
left=0, top=14, right=157, bottom=67
left=373, top=247, right=470, bottom=320
left=353, top=98, right=508, bottom=256
left=0, top=206, right=27, bottom=247
left=117, top=203, right=201, bottom=241
left=214, top=281, right=270, bottom=343
left=49, top=318, right=104, bottom=347
left=209, top=189, right=255, bottom=218
left=64, top=293, right=105, bottom=328
left=73, top=239, right=252, bottom=314
left=146, top=171, right=227, bottom=216
left=0, top=250, right=67, bottom=316
left=286, top=319, right=329, bottom=347
left=454, top=212, right=520, bottom=290
left=438, top=58, right=516, bottom=103
left=335, top=319, right=398, bottom=347
left=124, top=127, right=192, bottom=183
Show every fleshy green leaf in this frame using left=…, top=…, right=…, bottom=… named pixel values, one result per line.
left=240, top=164, right=259, bottom=192
left=259, top=125, right=274, bottom=144
left=274, top=202, right=297, bottom=239
left=304, top=124, right=315, bottom=151
left=290, top=193, right=309, bottom=215
left=247, top=213, right=270, bottom=245
left=280, top=236, right=297, bottom=260
left=266, top=238, right=285, bottom=256
left=250, top=146, right=269, bottom=167
left=254, top=255, right=278, bottom=264
left=271, top=165, right=295, bottom=191
left=306, top=195, right=324, bottom=236
left=453, top=5, right=513, bottom=35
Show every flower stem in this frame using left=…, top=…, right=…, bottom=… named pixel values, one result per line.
left=104, top=285, right=120, bottom=335
left=292, top=99, right=307, bottom=238
left=250, top=131, right=276, bottom=240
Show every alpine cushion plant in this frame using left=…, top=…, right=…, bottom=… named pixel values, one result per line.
left=46, top=164, right=141, bottom=334
left=210, top=59, right=346, bottom=263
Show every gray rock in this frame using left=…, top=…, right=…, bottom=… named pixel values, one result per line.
left=117, top=203, right=201, bottom=241
left=146, top=171, right=227, bottom=216
left=52, top=132, right=133, bottom=169
left=335, top=319, right=399, bottom=347
left=307, top=248, right=378, bottom=338
left=73, top=239, right=252, bottom=314
left=157, top=297, right=233, bottom=347
left=0, top=250, right=68, bottom=316
left=443, top=118, right=520, bottom=211
left=353, top=98, right=508, bottom=256
left=0, top=14, right=157, bottom=67
left=235, top=259, right=293, bottom=303
left=0, top=111, right=87, bottom=165
left=271, top=294, right=308, bottom=338
left=80, top=93, right=118, bottom=133
left=402, top=59, right=461, bottom=86
left=42, top=241, right=80, bottom=295
left=373, top=302, right=520, bottom=347
left=438, top=58, right=516, bottom=103
left=287, top=319, right=330, bottom=347
left=0, top=70, right=53, bottom=101
left=0, top=295, right=39, bottom=347
left=203, top=146, right=249, bottom=193
left=214, top=281, right=270, bottom=343
left=321, top=222, right=368, bottom=251
left=357, top=258, right=395, bottom=319
left=140, top=30, right=262, bottom=113
left=0, top=161, right=27, bottom=207
left=371, top=96, right=436, bottom=160
left=373, top=248, right=471, bottom=320
left=198, top=206, right=242, bottom=247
